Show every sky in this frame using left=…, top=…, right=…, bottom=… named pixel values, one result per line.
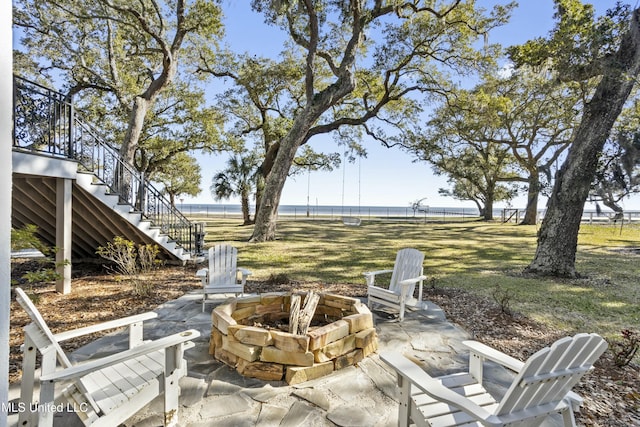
left=9, top=1, right=636, bottom=211
left=186, top=0, right=640, bottom=212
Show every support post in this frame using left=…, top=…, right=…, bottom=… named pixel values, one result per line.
left=1, top=7, right=13, bottom=424
left=56, top=178, right=72, bottom=294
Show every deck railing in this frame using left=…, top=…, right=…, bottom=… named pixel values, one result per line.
left=13, top=76, right=203, bottom=256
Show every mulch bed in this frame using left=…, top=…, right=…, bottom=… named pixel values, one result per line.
left=9, top=264, right=638, bottom=426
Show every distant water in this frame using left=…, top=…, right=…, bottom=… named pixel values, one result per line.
left=180, top=203, right=484, bottom=218
left=179, top=203, right=638, bottom=221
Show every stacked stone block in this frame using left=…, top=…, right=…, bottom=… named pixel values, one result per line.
left=209, top=292, right=378, bottom=385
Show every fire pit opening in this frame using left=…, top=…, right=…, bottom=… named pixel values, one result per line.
left=209, top=291, right=378, bottom=385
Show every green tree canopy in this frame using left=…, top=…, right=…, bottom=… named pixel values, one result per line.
left=154, top=152, right=202, bottom=207
left=13, top=0, right=225, bottom=170
left=591, top=97, right=640, bottom=213
left=238, top=0, right=515, bottom=241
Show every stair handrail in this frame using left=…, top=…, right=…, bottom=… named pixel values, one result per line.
left=13, top=75, right=202, bottom=256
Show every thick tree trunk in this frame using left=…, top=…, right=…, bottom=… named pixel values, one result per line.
left=118, top=35, right=180, bottom=166
left=474, top=200, right=484, bottom=219
left=250, top=76, right=356, bottom=242
left=254, top=151, right=272, bottom=222
left=115, top=97, right=152, bottom=204
left=250, top=123, right=308, bottom=241
left=520, top=174, right=539, bottom=225
left=482, top=197, right=494, bottom=220
left=120, top=97, right=151, bottom=165
left=526, top=10, right=640, bottom=277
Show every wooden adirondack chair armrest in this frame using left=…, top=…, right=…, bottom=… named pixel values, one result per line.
left=565, top=391, right=584, bottom=411
left=363, top=270, right=394, bottom=286
left=380, top=352, right=503, bottom=427
left=196, top=268, right=209, bottom=287
left=463, top=340, right=524, bottom=373
left=40, top=329, right=201, bottom=383
left=238, top=268, right=252, bottom=277
left=398, top=275, right=427, bottom=300
left=52, top=312, right=158, bottom=343
left=237, top=268, right=252, bottom=286
left=397, top=275, right=427, bottom=286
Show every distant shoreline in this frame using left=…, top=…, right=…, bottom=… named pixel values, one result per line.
left=178, top=204, right=638, bottom=222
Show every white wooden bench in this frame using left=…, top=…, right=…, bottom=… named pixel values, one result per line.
left=342, top=216, right=361, bottom=226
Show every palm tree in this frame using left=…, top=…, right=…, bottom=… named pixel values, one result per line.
left=211, top=154, right=259, bottom=225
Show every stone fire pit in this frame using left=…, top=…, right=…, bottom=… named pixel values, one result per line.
left=209, top=292, right=378, bottom=385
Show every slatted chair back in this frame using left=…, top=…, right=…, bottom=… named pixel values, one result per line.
left=496, top=333, right=607, bottom=417
left=208, top=244, right=238, bottom=286
left=388, top=248, right=424, bottom=298
left=16, top=288, right=72, bottom=368
left=15, top=287, right=102, bottom=414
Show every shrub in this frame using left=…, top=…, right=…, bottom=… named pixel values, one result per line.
left=96, top=237, right=160, bottom=296
left=265, top=272, right=291, bottom=286
left=138, top=243, right=160, bottom=273
left=11, top=225, right=66, bottom=299
left=492, top=284, right=514, bottom=316
left=96, top=236, right=138, bottom=276
left=610, top=329, right=639, bottom=367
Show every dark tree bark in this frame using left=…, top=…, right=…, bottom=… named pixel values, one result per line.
left=482, top=197, right=494, bottom=221
left=520, top=174, right=540, bottom=225
left=249, top=1, right=360, bottom=242
left=526, top=9, right=640, bottom=277
left=251, top=97, right=354, bottom=241
left=241, top=193, right=251, bottom=226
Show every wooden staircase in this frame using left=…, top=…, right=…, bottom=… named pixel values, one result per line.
left=12, top=76, right=201, bottom=263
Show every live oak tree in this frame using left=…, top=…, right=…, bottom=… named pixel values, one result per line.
left=408, top=91, right=520, bottom=220
left=244, top=0, right=514, bottom=241
left=417, top=69, right=580, bottom=224
left=133, top=82, right=228, bottom=180
left=479, top=70, right=580, bottom=224
left=13, top=0, right=224, bottom=167
left=590, top=98, right=640, bottom=214
left=198, top=52, right=341, bottom=220
left=154, top=152, right=202, bottom=207
left=510, top=1, right=640, bottom=277
left=435, top=148, right=519, bottom=221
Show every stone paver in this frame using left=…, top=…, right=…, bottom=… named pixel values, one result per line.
left=327, top=404, right=376, bottom=427
left=9, top=291, right=563, bottom=427
left=293, top=388, right=331, bottom=410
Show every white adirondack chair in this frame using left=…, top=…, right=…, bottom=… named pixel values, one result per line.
left=15, top=287, right=200, bottom=427
left=364, top=248, right=426, bottom=322
left=381, top=333, right=608, bottom=427
left=196, top=244, right=252, bottom=311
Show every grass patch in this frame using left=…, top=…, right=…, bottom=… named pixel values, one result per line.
left=193, top=218, right=640, bottom=341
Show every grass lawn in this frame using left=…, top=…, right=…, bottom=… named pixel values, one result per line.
left=191, top=216, right=640, bottom=342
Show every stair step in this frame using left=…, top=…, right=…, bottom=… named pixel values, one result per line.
left=16, top=83, right=194, bottom=263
